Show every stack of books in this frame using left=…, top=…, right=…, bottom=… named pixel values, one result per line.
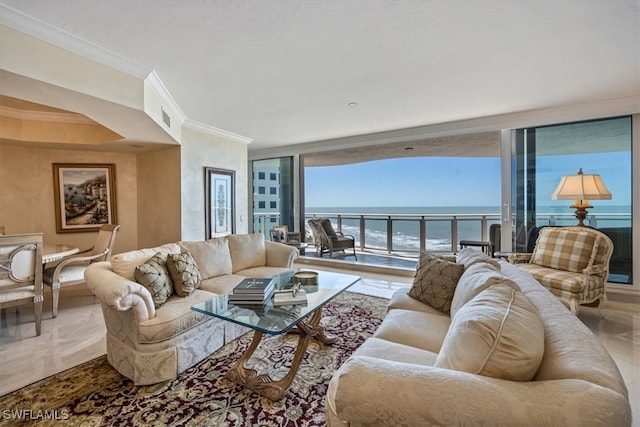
left=228, top=278, right=275, bottom=305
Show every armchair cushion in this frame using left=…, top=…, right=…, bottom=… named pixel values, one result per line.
left=166, top=252, right=201, bottom=297
left=408, top=253, right=464, bottom=314
left=179, top=239, right=232, bottom=279
left=134, top=252, right=173, bottom=308
left=435, top=283, right=544, bottom=381
left=530, top=227, right=598, bottom=273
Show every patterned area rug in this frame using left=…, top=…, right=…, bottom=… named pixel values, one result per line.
left=0, top=292, right=388, bottom=426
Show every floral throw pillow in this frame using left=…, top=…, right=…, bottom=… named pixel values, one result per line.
left=408, top=253, right=464, bottom=314
left=134, top=252, right=173, bottom=308
left=166, top=252, right=201, bottom=297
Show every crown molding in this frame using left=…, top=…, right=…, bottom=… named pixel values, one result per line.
left=145, top=71, right=186, bottom=125
left=0, top=105, right=95, bottom=124
left=183, top=119, right=253, bottom=145
left=0, top=4, right=149, bottom=79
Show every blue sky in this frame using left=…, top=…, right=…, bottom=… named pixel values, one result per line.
left=305, top=157, right=501, bottom=207
left=305, top=153, right=630, bottom=208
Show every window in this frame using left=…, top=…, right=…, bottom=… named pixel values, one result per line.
left=258, top=172, right=265, bottom=180
left=251, top=157, right=295, bottom=236
left=513, top=116, right=632, bottom=284
left=258, top=201, right=265, bottom=209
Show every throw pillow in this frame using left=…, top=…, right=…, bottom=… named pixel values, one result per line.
left=134, top=252, right=173, bottom=308
left=408, top=253, right=464, bottom=314
left=434, top=283, right=545, bottom=381
left=166, top=252, right=201, bottom=297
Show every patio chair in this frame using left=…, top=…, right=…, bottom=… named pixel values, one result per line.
left=308, top=218, right=357, bottom=260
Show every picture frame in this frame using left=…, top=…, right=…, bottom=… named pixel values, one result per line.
left=52, top=163, right=118, bottom=233
left=205, top=167, right=235, bottom=238
left=286, top=232, right=301, bottom=244
left=271, top=225, right=288, bottom=242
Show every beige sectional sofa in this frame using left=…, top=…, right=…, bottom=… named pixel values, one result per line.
left=85, top=233, right=298, bottom=385
left=326, top=248, right=631, bottom=427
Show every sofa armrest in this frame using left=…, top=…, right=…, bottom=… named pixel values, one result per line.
left=265, top=241, right=298, bottom=267
left=84, top=261, right=156, bottom=322
left=327, top=356, right=631, bottom=427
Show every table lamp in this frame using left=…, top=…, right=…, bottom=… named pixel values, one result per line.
left=551, top=168, right=612, bottom=226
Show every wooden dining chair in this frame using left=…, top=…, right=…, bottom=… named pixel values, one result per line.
left=43, top=224, right=120, bottom=317
left=0, top=233, right=44, bottom=336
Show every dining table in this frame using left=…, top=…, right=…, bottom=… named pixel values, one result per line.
left=42, top=244, right=80, bottom=264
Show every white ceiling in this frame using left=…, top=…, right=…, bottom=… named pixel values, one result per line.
left=1, top=0, right=638, bottom=153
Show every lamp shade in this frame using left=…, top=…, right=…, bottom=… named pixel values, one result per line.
left=551, top=168, right=612, bottom=201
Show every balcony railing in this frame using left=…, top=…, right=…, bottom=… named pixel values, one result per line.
left=254, top=210, right=631, bottom=256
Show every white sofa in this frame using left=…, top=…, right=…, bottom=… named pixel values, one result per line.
left=325, top=249, right=631, bottom=427
left=85, top=233, right=298, bottom=385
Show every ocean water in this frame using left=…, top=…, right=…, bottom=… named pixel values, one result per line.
left=306, top=205, right=631, bottom=253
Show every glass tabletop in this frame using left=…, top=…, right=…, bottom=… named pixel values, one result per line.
left=191, top=269, right=360, bottom=335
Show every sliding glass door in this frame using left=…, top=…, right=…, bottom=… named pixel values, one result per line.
left=512, top=116, right=633, bottom=284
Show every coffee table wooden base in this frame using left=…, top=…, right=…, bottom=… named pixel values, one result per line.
left=225, top=306, right=335, bottom=401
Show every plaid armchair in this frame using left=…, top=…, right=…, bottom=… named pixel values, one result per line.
left=514, top=226, right=613, bottom=316
left=308, top=218, right=357, bottom=260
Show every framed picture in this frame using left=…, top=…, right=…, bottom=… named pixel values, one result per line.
left=52, top=163, right=118, bottom=233
left=271, top=225, right=288, bottom=242
left=205, top=167, right=235, bottom=238
left=286, top=232, right=301, bottom=244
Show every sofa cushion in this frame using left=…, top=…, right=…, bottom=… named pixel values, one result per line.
left=134, top=252, right=173, bottom=308
left=456, top=247, right=501, bottom=269
left=166, top=252, right=201, bottom=297
left=226, top=233, right=266, bottom=273
left=178, top=239, right=232, bottom=279
left=408, top=253, right=464, bottom=314
left=450, top=262, right=519, bottom=319
left=111, top=243, right=181, bottom=281
left=137, top=289, right=217, bottom=344
left=530, top=227, right=598, bottom=273
left=435, top=283, right=544, bottom=381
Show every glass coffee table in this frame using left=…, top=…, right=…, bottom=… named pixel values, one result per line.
left=191, top=269, right=360, bottom=400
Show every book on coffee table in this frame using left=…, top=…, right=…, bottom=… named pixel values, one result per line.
left=229, top=278, right=275, bottom=305
left=233, top=278, right=274, bottom=295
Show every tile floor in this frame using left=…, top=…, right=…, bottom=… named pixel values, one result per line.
left=0, top=265, right=638, bottom=426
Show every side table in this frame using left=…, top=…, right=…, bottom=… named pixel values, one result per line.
left=285, top=242, right=308, bottom=255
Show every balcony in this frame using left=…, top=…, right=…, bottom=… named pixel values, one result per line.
left=254, top=210, right=632, bottom=284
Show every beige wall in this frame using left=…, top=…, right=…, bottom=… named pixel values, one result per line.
left=137, top=146, right=182, bottom=248
left=0, top=143, right=138, bottom=254
left=180, top=126, right=249, bottom=241
left=0, top=135, right=248, bottom=253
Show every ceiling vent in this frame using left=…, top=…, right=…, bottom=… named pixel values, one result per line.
left=161, top=107, right=171, bottom=128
